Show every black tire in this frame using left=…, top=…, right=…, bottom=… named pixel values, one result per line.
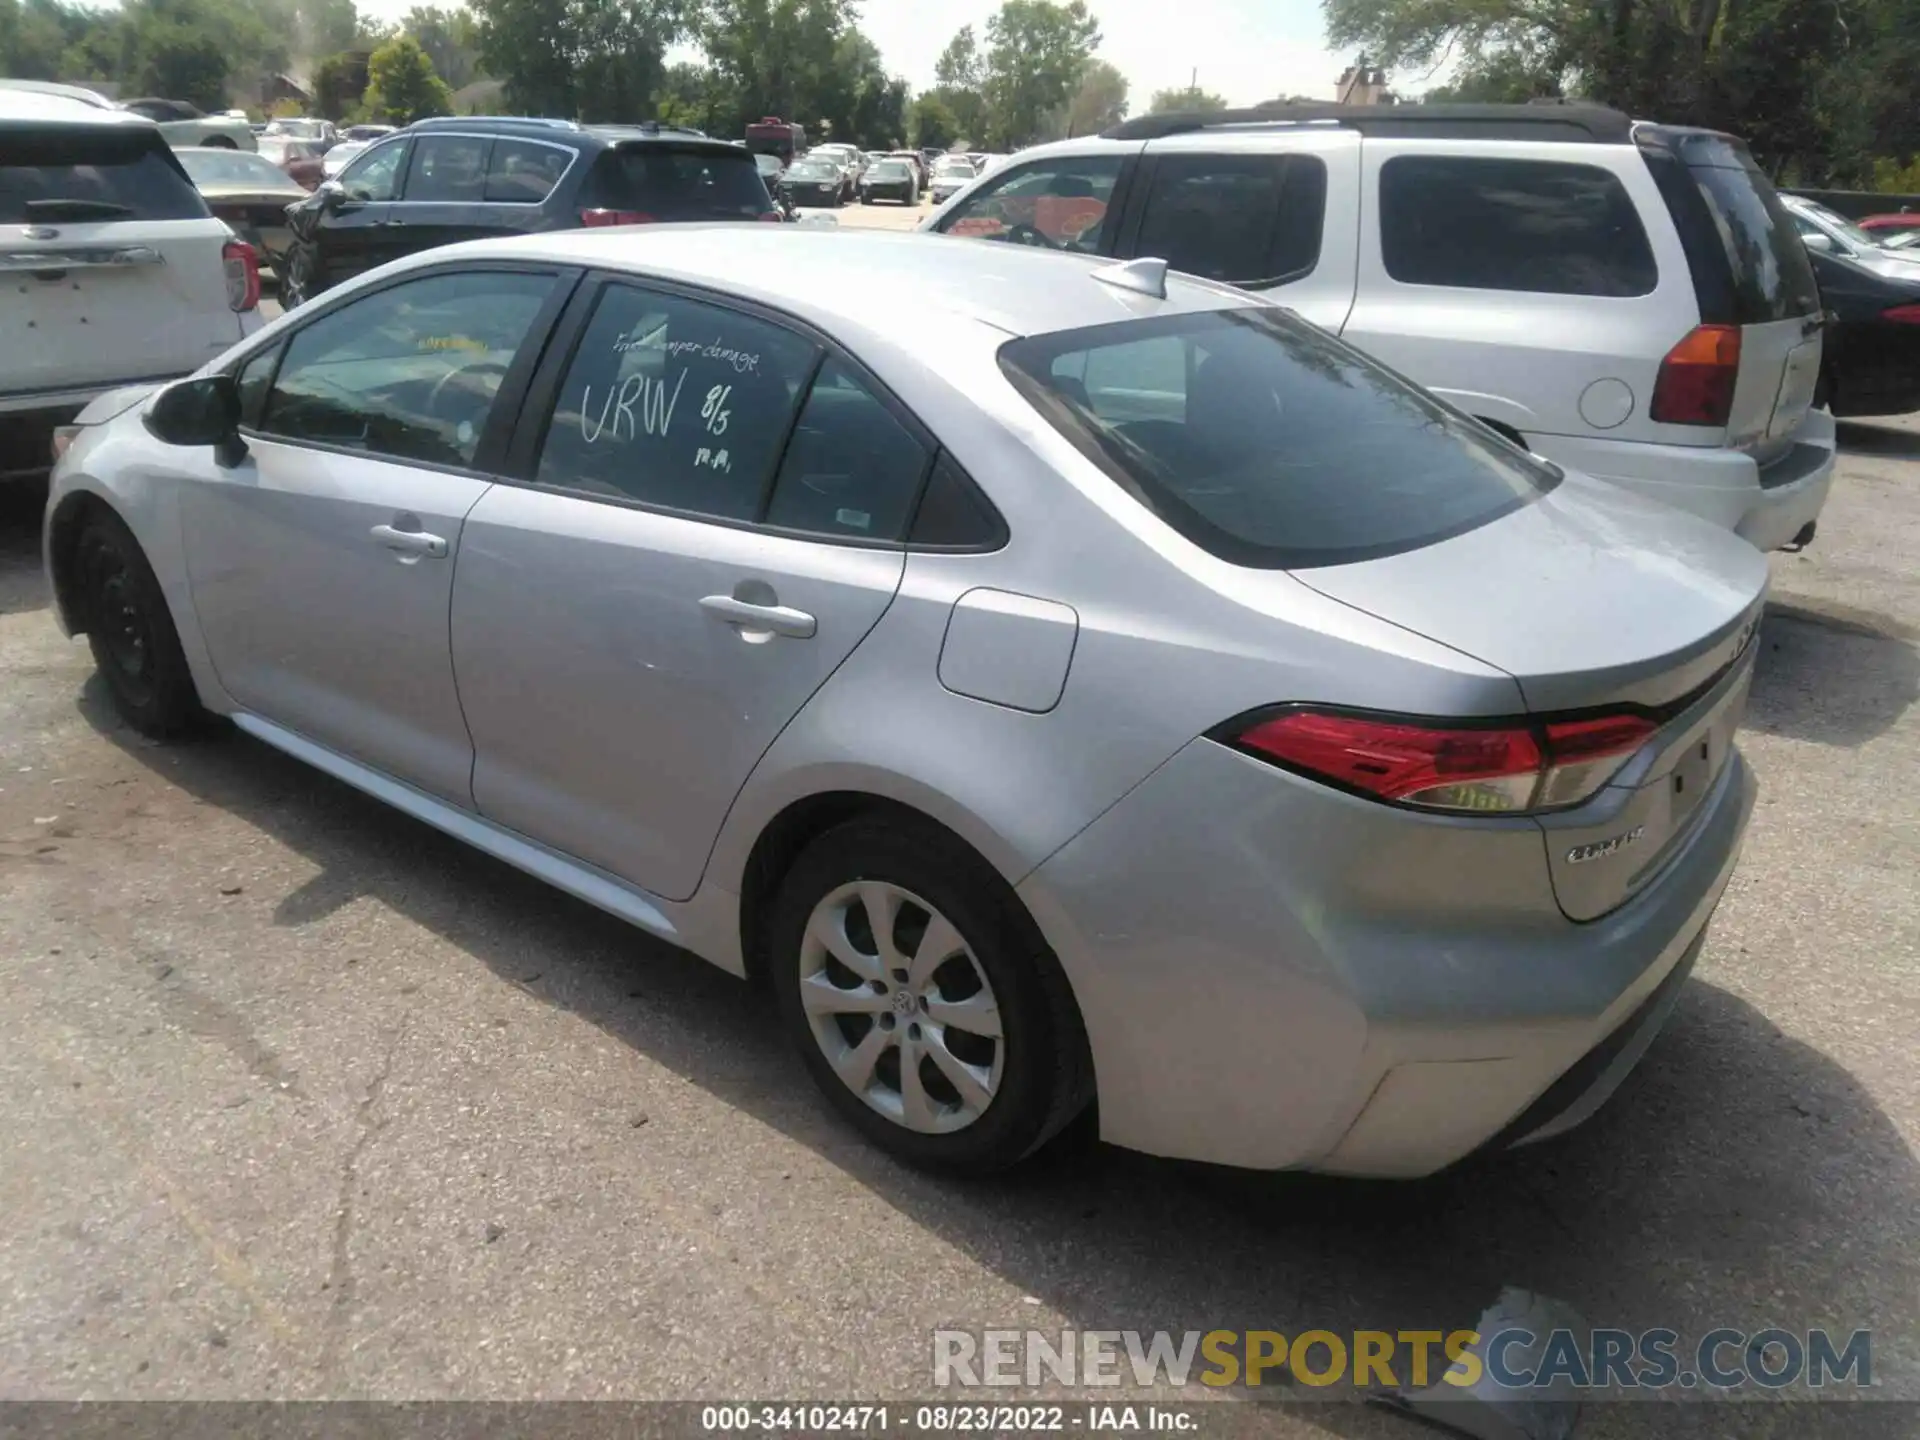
left=202, top=135, right=237, bottom=149
left=75, top=510, right=203, bottom=739
left=281, top=242, right=325, bottom=309
left=768, top=815, right=1093, bottom=1175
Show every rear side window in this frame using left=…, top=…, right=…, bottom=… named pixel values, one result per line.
left=582, top=146, right=771, bottom=220
left=533, top=282, right=818, bottom=519
left=406, top=134, right=492, bottom=203
left=0, top=127, right=207, bottom=223
left=486, top=139, right=570, bottom=203
left=1379, top=156, right=1657, bottom=298
left=764, top=358, right=932, bottom=540
left=1133, top=154, right=1326, bottom=289
left=1670, top=135, right=1822, bottom=322
left=1000, top=308, right=1559, bottom=570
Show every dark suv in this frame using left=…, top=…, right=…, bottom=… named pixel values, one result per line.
left=281, top=116, right=780, bottom=307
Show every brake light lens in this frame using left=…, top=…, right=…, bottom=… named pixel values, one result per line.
left=579, top=209, right=655, bottom=227
left=1229, top=709, right=1658, bottom=814
left=757, top=210, right=784, bottom=222
left=51, top=424, right=83, bottom=463
left=222, top=239, right=260, bottom=313
left=1650, top=323, right=1741, bottom=426
left=1883, top=304, right=1920, bottom=325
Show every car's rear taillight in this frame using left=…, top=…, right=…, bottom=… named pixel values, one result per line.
left=222, top=239, right=260, bottom=313
left=51, top=424, right=83, bottom=464
left=580, top=209, right=655, bottom=227
left=1650, top=323, right=1741, bottom=426
left=1883, top=303, right=1920, bottom=325
left=757, top=210, right=784, bottom=222
left=1226, top=708, right=1658, bottom=815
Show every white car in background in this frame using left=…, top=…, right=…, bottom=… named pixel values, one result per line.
left=0, top=80, right=256, bottom=150
left=929, top=155, right=979, bottom=205
left=0, top=88, right=262, bottom=482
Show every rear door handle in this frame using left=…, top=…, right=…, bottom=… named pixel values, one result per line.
left=699, top=594, right=816, bottom=639
left=371, top=523, right=448, bottom=558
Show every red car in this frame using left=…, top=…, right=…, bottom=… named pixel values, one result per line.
left=257, top=135, right=326, bottom=191
left=1858, top=211, right=1920, bottom=234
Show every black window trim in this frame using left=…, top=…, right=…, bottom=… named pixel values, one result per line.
left=499, top=268, right=1007, bottom=553
left=1376, top=153, right=1660, bottom=299
left=931, top=150, right=1138, bottom=258
left=228, top=259, right=583, bottom=485
left=1117, top=150, right=1328, bottom=290
left=393, top=130, right=581, bottom=208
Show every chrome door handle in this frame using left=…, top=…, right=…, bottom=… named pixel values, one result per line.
left=370, top=523, right=448, bottom=558
left=699, top=594, right=816, bottom=639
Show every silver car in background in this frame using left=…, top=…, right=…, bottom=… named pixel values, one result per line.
left=44, top=229, right=1765, bottom=1178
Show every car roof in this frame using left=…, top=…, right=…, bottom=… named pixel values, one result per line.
left=410, top=225, right=1262, bottom=342
left=0, top=85, right=153, bottom=128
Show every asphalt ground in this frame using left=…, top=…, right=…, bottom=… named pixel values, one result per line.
left=1, top=267, right=1915, bottom=1434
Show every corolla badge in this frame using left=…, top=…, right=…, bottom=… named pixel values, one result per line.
left=1567, top=826, right=1645, bottom=865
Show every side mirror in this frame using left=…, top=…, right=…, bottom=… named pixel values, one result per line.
left=1801, top=231, right=1834, bottom=254
left=144, top=375, right=246, bottom=465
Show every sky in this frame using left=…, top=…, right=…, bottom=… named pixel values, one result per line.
left=343, top=0, right=1374, bottom=107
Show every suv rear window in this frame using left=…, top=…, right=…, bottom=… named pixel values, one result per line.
left=0, top=127, right=208, bottom=223
left=1669, top=134, right=1822, bottom=323
left=1379, top=156, right=1657, bottom=297
left=999, top=308, right=1559, bottom=570
left=582, top=145, right=771, bottom=220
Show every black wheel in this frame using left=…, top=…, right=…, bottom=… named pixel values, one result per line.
left=769, top=816, right=1093, bottom=1175
left=281, top=242, right=325, bottom=309
left=203, top=135, right=237, bottom=149
left=75, top=510, right=203, bottom=738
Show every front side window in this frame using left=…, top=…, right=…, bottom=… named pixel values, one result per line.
left=405, top=135, right=492, bottom=203
left=533, top=283, right=818, bottom=520
left=1379, top=156, right=1658, bottom=298
left=1000, top=307, right=1560, bottom=570
left=339, top=140, right=408, bottom=201
left=258, top=269, right=557, bottom=468
left=1134, top=154, right=1327, bottom=289
left=936, top=154, right=1125, bottom=253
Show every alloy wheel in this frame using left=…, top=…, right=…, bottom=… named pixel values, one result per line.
left=798, top=880, right=1004, bottom=1134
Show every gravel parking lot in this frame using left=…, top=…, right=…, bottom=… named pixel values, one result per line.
left=1, top=346, right=1915, bottom=1433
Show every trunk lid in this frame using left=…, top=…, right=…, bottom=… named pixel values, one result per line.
left=1292, top=471, right=1767, bottom=920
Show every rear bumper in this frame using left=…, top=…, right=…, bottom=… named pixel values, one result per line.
left=1526, top=409, right=1836, bottom=552
left=1017, top=738, right=1756, bottom=1176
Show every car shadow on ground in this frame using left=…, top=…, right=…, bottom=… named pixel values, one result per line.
left=0, top=478, right=49, bottom=619
left=71, top=681, right=1920, bottom=1430
left=1749, top=598, right=1920, bottom=747
left=1836, top=420, right=1920, bottom=461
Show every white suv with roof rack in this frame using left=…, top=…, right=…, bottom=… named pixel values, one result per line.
left=922, top=101, right=1835, bottom=553
left=0, top=87, right=261, bottom=483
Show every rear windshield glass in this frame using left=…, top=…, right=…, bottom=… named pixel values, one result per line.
left=586, top=145, right=770, bottom=218
left=0, top=128, right=207, bottom=223
left=1675, top=134, right=1821, bottom=323
left=176, top=149, right=293, bottom=190
left=999, top=308, right=1559, bottom=570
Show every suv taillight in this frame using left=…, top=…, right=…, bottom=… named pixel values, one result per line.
left=757, top=210, right=783, bottom=222
left=1651, top=324, right=1741, bottom=426
left=1224, top=708, right=1657, bottom=815
left=580, top=209, right=655, bottom=227
left=222, top=240, right=260, bottom=313
left=1883, top=304, right=1920, bottom=325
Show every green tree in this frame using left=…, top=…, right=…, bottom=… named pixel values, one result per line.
left=981, top=0, right=1100, bottom=148
left=301, top=0, right=361, bottom=56
left=312, top=48, right=370, bottom=118
left=1148, top=84, right=1227, bottom=115
left=2, top=0, right=94, bottom=79
left=470, top=0, right=684, bottom=120
left=361, top=32, right=451, bottom=122
left=401, top=5, right=482, bottom=90
left=699, top=0, right=857, bottom=136
left=910, top=92, right=960, bottom=151
left=1061, top=56, right=1127, bottom=134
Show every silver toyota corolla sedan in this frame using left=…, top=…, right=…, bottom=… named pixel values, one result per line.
left=44, top=228, right=1767, bottom=1178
